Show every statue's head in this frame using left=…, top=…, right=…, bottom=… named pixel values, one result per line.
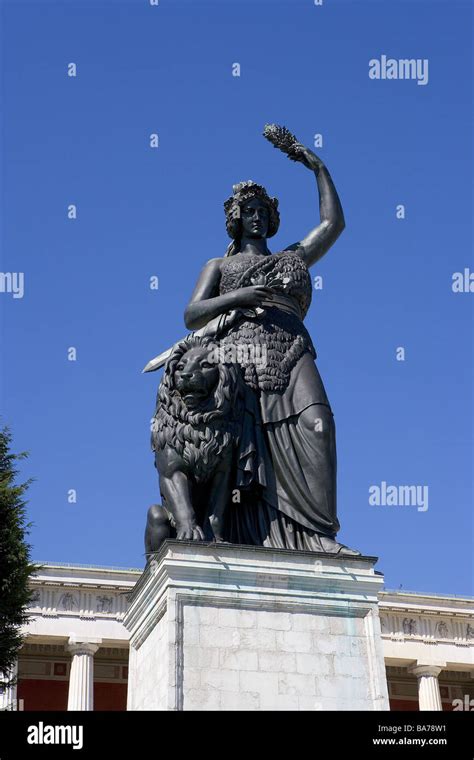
left=224, top=181, right=280, bottom=254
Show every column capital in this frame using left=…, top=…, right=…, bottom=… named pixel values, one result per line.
left=408, top=662, right=444, bottom=711
left=67, top=637, right=101, bottom=656
left=408, top=662, right=445, bottom=679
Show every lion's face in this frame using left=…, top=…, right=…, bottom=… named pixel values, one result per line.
left=174, top=346, right=219, bottom=411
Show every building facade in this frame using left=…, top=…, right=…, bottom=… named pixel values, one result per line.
left=1, top=562, right=473, bottom=712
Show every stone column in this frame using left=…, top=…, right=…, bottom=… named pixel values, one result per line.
left=0, top=662, right=18, bottom=711
left=409, top=664, right=444, bottom=711
left=67, top=637, right=101, bottom=711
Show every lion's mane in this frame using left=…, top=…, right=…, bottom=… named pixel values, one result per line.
left=151, top=335, right=243, bottom=483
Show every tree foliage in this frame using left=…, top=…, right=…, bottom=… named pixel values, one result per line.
left=0, top=426, right=38, bottom=679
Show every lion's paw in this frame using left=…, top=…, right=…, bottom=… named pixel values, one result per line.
left=176, top=523, right=204, bottom=541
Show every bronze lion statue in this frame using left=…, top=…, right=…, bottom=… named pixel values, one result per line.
left=145, top=335, right=244, bottom=555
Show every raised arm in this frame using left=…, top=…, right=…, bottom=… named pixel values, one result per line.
left=287, top=146, right=345, bottom=268
left=184, top=258, right=274, bottom=331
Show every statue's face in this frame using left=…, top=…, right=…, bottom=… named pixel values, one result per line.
left=240, top=197, right=269, bottom=239
left=175, top=347, right=219, bottom=410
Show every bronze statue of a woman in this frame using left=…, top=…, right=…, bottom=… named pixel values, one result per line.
left=146, top=126, right=359, bottom=557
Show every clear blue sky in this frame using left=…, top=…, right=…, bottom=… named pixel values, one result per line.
left=1, top=0, right=472, bottom=595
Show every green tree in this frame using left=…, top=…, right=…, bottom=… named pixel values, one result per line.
left=0, top=426, right=38, bottom=690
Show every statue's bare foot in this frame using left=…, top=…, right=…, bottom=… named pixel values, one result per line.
left=337, top=544, right=361, bottom=556
left=319, top=535, right=361, bottom=556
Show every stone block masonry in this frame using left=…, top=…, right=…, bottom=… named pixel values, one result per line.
left=124, top=541, right=389, bottom=711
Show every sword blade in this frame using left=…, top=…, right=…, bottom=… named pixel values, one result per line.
left=141, top=312, right=239, bottom=374
left=142, top=348, right=172, bottom=373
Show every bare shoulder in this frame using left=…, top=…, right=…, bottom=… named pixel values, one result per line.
left=202, top=257, right=224, bottom=272
left=190, top=257, right=223, bottom=296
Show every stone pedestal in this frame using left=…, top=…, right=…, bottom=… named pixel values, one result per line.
left=124, top=541, right=389, bottom=711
